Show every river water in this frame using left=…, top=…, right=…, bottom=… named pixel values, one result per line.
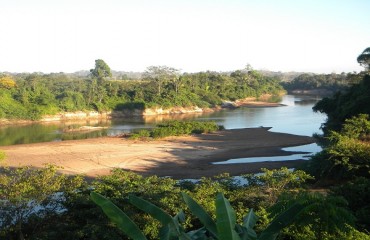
left=0, top=95, right=326, bottom=147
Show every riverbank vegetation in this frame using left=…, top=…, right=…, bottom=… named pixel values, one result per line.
left=300, top=47, right=370, bottom=237
left=281, top=72, right=363, bottom=94
left=1, top=60, right=364, bottom=122
left=129, top=120, right=222, bottom=140
left=0, top=62, right=284, bottom=121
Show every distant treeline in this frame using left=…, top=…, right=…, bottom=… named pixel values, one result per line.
left=0, top=64, right=284, bottom=120
left=1, top=59, right=365, bottom=121
left=282, top=72, right=363, bottom=93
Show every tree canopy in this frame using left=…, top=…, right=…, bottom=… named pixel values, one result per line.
left=0, top=66, right=286, bottom=120
left=357, top=47, right=370, bottom=71
left=143, top=66, right=180, bottom=95
left=90, top=59, right=112, bottom=82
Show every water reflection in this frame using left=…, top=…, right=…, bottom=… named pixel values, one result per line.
left=193, top=95, right=326, bottom=136
left=0, top=120, right=111, bottom=146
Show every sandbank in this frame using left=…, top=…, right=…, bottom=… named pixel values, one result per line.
left=0, top=128, right=314, bottom=179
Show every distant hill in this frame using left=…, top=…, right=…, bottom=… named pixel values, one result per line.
left=70, top=70, right=142, bottom=80
left=258, top=70, right=312, bottom=82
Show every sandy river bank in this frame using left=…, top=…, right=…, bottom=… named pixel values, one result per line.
left=0, top=127, right=314, bottom=179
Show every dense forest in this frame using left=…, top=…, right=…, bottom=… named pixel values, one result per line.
left=0, top=62, right=284, bottom=121
left=1, top=58, right=364, bottom=122
left=1, top=48, right=370, bottom=239
left=282, top=72, right=363, bottom=93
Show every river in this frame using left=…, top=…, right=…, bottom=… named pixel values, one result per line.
left=0, top=95, right=326, bottom=147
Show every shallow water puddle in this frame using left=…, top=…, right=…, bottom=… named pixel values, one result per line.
left=212, top=143, right=321, bottom=165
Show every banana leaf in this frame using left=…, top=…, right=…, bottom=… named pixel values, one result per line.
left=215, top=192, right=241, bottom=240
left=259, top=203, right=305, bottom=240
left=129, top=195, right=191, bottom=240
left=90, top=192, right=147, bottom=240
left=181, top=192, right=218, bottom=237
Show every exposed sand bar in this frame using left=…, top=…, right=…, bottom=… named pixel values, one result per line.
left=0, top=128, right=314, bottom=179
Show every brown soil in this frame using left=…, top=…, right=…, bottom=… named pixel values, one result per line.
left=0, top=128, right=314, bottom=179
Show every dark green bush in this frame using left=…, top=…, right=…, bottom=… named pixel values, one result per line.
left=129, top=129, right=151, bottom=140
left=330, top=177, right=370, bottom=232
left=150, top=120, right=221, bottom=139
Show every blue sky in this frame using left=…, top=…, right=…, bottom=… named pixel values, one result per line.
left=0, top=0, right=369, bottom=73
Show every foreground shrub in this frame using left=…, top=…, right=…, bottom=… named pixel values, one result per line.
left=1, top=167, right=366, bottom=239
left=271, top=191, right=357, bottom=240
left=0, top=165, right=84, bottom=239
left=330, top=177, right=370, bottom=232
left=91, top=191, right=307, bottom=240
left=304, top=114, right=370, bottom=180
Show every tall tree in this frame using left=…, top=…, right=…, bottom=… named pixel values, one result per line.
left=357, top=47, right=370, bottom=71
left=143, top=66, right=179, bottom=95
left=90, top=59, right=112, bottom=83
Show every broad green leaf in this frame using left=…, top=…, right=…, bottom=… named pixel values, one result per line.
left=236, top=225, right=257, bottom=240
left=129, top=195, right=191, bottom=240
left=186, top=227, right=208, bottom=239
left=243, top=209, right=258, bottom=229
left=215, top=192, right=240, bottom=240
left=90, top=192, right=147, bottom=240
left=241, top=209, right=258, bottom=240
left=129, top=195, right=173, bottom=225
left=181, top=192, right=218, bottom=237
left=259, top=203, right=305, bottom=240
left=174, top=210, right=186, bottom=224
left=159, top=225, right=170, bottom=240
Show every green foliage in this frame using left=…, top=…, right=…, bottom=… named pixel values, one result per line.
left=340, top=114, right=370, bottom=139
left=336, top=225, right=370, bottom=240
left=0, top=151, right=5, bottom=162
left=0, top=67, right=285, bottom=121
left=330, top=177, right=370, bottom=232
left=91, top=191, right=307, bottom=240
left=242, top=167, right=314, bottom=203
left=91, top=192, right=147, bottom=240
left=90, top=59, right=112, bottom=82
left=326, top=134, right=370, bottom=178
left=305, top=114, right=370, bottom=180
left=1, top=167, right=365, bottom=239
left=129, top=195, right=191, bottom=240
left=313, top=74, right=370, bottom=133
left=130, top=129, right=151, bottom=140
left=181, top=192, right=218, bottom=237
left=304, top=68, right=370, bottom=239
left=150, top=120, right=221, bottom=139
left=0, top=90, right=30, bottom=119
left=143, top=66, right=180, bottom=96
left=91, top=169, right=183, bottom=239
left=114, top=101, right=146, bottom=110
left=357, top=47, right=370, bottom=71
left=127, top=121, right=221, bottom=140
left=58, top=91, right=86, bottom=111
left=270, top=191, right=357, bottom=240
left=0, top=165, right=84, bottom=239
left=282, top=72, right=360, bottom=93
